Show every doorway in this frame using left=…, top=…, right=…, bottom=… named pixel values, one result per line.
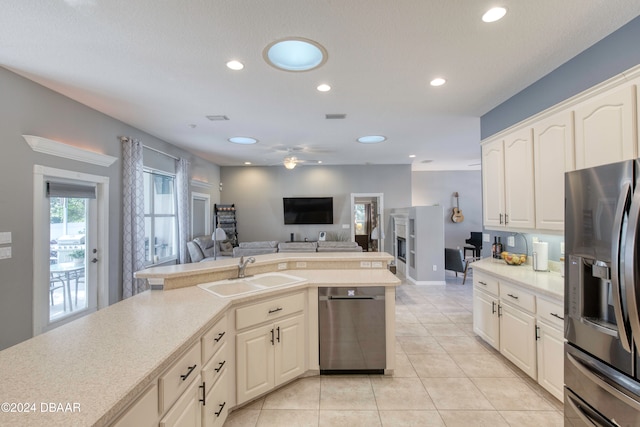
left=33, top=166, right=109, bottom=335
left=350, top=193, right=384, bottom=252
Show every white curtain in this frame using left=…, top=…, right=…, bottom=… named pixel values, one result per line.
left=176, top=157, right=191, bottom=264
left=121, top=136, right=147, bottom=298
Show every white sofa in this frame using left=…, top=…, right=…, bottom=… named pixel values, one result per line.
left=232, top=241, right=279, bottom=257
left=316, top=241, right=363, bottom=252
left=187, top=236, right=233, bottom=262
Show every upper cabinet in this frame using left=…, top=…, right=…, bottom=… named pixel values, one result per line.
left=574, top=85, right=636, bottom=169
left=533, top=111, right=575, bottom=231
left=482, top=129, right=535, bottom=230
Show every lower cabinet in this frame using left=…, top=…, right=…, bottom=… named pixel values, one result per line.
left=236, top=313, right=305, bottom=404
left=472, top=271, right=564, bottom=400
left=160, top=375, right=203, bottom=427
left=500, top=301, right=537, bottom=379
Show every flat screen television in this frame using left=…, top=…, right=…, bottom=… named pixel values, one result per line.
left=283, top=197, right=333, bottom=225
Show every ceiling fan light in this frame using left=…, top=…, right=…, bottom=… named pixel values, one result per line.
left=283, top=157, right=297, bottom=169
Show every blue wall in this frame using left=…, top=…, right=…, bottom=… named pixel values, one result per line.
left=481, top=16, right=640, bottom=139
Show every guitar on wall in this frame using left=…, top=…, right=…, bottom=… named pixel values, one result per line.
left=451, top=192, right=464, bottom=223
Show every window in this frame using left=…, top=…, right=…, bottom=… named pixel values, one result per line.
left=144, top=170, right=177, bottom=264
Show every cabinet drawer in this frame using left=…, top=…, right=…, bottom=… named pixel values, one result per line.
left=474, top=272, right=499, bottom=296
left=236, top=291, right=305, bottom=330
left=202, top=342, right=227, bottom=395
left=537, top=298, right=564, bottom=329
left=202, top=315, right=227, bottom=364
left=500, top=282, right=536, bottom=313
left=158, top=341, right=201, bottom=414
left=111, top=382, right=158, bottom=427
left=203, top=369, right=229, bottom=427
left=159, top=375, right=202, bottom=427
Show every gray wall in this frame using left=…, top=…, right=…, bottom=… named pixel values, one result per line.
left=220, top=165, right=412, bottom=252
left=411, top=171, right=482, bottom=250
left=0, top=67, right=221, bottom=350
left=482, top=16, right=640, bottom=138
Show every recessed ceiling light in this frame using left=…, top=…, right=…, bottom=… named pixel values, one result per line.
left=228, top=136, right=258, bottom=145
left=317, top=84, right=331, bottom=92
left=264, top=38, right=327, bottom=72
left=409, top=154, right=416, bottom=158
left=226, top=60, right=244, bottom=71
left=430, top=78, right=446, bottom=87
left=317, top=161, right=323, bottom=164
left=357, top=135, right=386, bottom=144
left=244, top=161, right=252, bottom=165
left=482, top=7, right=507, bottom=23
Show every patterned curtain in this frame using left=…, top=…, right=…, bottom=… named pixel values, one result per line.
left=121, top=136, right=147, bottom=298
left=176, top=157, right=191, bottom=264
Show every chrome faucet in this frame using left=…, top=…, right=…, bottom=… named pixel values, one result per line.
left=237, top=256, right=255, bottom=278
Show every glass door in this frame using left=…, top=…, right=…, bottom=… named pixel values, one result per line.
left=48, top=194, right=97, bottom=322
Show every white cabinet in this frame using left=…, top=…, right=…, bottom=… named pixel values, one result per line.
left=500, top=301, right=537, bottom=379
left=536, top=321, right=564, bottom=401
left=574, top=84, right=636, bottom=169
left=111, top=383, right=158, bottom=427
left=235, top=292, right=306, bottom=404
left=472, top=273, right=500, bottom=350
left=536, top=298, right=565, bottom=401
left=160, top=376, right=203, bottom=427
left=533, top=110, right=575, bottom=230
left=482, top=139, right=506, bottom=228
left=482, top=128, right=535, bottom=229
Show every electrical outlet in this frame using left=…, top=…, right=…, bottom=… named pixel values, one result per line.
left=372, top=261, right=383, bottom=268
left=296, top=261, right=307, bottom=268
left=507, top=236, right=515, bottom=247
left=342, top=224, right=350, bottom=229
left=360, top=261, right=372, bottom=268
left=0, top=247, right=11, bottom=259
left=278, top=263, right=287, bottom=270
left=483, top=233, right=490, bottom=243
left=0, top=232, right=11, bottom=245
left=432, top=264, right=437, bottom=271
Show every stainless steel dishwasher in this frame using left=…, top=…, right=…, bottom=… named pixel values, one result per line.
left=318, top=286, right=386, bottom=374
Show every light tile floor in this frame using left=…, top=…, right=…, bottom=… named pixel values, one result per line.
left=223, top=272, right=564, bottom=426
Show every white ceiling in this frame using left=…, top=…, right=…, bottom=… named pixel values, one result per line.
left=2, top=1, right=640, bottom=171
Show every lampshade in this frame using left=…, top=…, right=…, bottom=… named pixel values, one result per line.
left=213, top=227, right=227, bottom=240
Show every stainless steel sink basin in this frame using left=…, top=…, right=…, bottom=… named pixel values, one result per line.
left=198, top=273, right=305, bottom=297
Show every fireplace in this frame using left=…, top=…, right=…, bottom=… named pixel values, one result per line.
left=397, top=237, right=406, bottom=263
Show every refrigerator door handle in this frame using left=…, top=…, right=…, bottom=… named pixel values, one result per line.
left=567, top=352, right=640, bottom=412
left=611, top=181, right=631, bottom=352
left=624, top=183, right=640, bottom=347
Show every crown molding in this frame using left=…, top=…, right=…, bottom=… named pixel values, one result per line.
left=23, top=135, right=118, bottom=167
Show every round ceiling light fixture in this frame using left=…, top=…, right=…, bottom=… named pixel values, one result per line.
left=357, top=135, right=387, bottom=144
left=317, top=83, right=331, bottom=92
left=430, top=77, right=446, bottom=87
left=264, top=38, right=328, bottom=72
left=482, top=7, right=507, bottom=23
left=226, top=60, right=244, bottom=71
left=228, top=136, right=258, bottom=145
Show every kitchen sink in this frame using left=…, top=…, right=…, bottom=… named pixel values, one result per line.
left=198, top=272, right=305, bottom=297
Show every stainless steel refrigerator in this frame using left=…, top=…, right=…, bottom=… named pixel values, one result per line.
left=565, top=159, right=640, bottom=425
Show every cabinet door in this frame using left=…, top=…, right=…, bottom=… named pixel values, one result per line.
left=500, top=302, right=537, bottom=379
left=503, top=128, right=536, bottom=229
left=274, top=314, right=306, bottom=386
left=533, top=111, right=574, bottom=231
left=536, top=321, right=564, bottom=401
left=473, top=289, right=499, bottom=350
left=482, top=139, right=505, bottom=227
left=160, top=376, right=202, bottom=427
left=574, top=85, right=636, bottom=169
left=202, top=369, right=228, bottom=427
left=236, top=324, right=275, bottom=404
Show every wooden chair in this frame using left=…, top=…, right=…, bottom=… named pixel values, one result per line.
left=444, top=248, right=469, bottom=284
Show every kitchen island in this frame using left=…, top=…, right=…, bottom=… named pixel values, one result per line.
left=0, top=252, right=399, bottom=426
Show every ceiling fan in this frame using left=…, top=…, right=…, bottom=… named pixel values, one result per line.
left=283, top=156, right=319, bottom=169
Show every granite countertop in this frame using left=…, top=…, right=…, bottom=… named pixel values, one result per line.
left=0, top=265, right=398, bottom=426
left=471, top=257, right=564, bottom=300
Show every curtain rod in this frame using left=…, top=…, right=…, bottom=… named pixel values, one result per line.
left=143, top=144, right=179, bottom=161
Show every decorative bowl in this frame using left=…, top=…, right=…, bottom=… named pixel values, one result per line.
left=501, top=252, right=527, bottom=265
